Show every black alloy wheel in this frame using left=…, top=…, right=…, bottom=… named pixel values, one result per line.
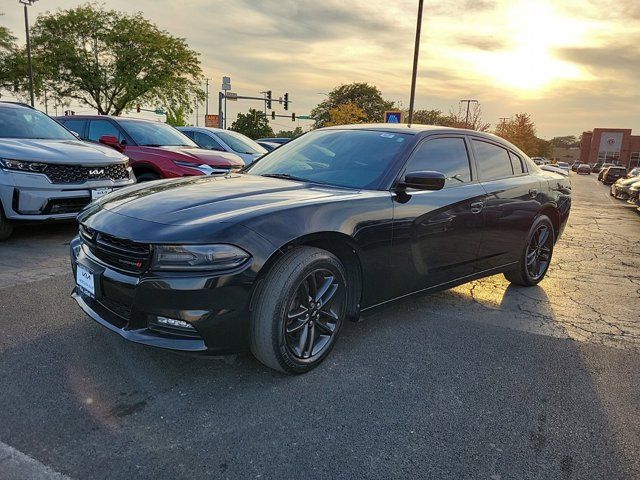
left=250, top=246, right=347, bottom=374
left=525, top=223, right=552, bottom=281
left=284, top=268, right=341, bottom=360
left=504, top=215, right=554, bottom=286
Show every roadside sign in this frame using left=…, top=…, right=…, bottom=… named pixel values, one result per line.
left=384, top=111, right=403, bottom=123
left=222, top=76, right=231, bottom=91
left=205, top=114, right=219, bottom=127
left=226, top=92, right=238, bottom=101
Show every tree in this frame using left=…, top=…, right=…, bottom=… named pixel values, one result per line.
left=495, top=113, right=542, bottom=156
left=310, top=83, right=394, bottom=128
left=407, top=109, right=452, bottom=126
left=231, top=108, right=274, bottom=139
left=446, top=103, right=491, bottom=131
left=275, top=126, right=304, bottom=138
left=549, top=135, right=579, bottom=148
left=165, top=104, right=189, bottom=127
left=325, top=102, right=368, bottom=126
left=0, top=22, right=21, bottom=96
left=17, top=4, right=203, bottom=115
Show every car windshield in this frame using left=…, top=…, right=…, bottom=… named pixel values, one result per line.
left=246, top=129, right=409, bottom=189
left=0, top=106, right=75, bottom=140
left=215, top=130, right=266, bottom=155
left=119, top=120, right=197, bottom=147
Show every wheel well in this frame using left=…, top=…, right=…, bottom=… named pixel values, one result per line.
left=255, top=233, right=363, bottom=321
left=540, top=205, right=560, bottom=242
left=132, top=164, right=161, bottom=178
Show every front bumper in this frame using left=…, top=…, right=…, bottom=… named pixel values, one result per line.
left=70, top=236, right=255, bottom=354
left=0, top=169, right=134, bottom=221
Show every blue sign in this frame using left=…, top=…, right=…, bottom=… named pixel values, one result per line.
left=384, top=111, right=402, bottom=123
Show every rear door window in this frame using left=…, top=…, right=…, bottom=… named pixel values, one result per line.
left=509, top=151, right=526, bottom=174
left=194, top=132, right=225, bottom=151
left=473, top=140, right=513, bottom=180
left=59, top=119, right=87, bottom=138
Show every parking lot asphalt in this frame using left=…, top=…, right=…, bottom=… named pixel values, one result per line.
left=1, top=173, right=639, bottom=479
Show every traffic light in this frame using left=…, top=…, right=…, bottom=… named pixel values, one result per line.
left=271, top=111, right=275, bottom=120
left=283, top=93, right=289, bottom=110
left=136, top=103, right=141, bottom=113
left=266, top=90, right=272, bottom=110
left=291, top=112, right=296, bottom=122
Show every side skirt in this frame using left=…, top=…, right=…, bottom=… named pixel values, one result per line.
left=361, top=261, right=519, bottom=313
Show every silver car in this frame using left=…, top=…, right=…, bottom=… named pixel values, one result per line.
left=0, top=102, right=134, bottom=240
left=177, top=126, right=267, bottom=165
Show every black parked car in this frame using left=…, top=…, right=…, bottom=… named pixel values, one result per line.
left=70, top=125, right=572, bottom=373
left=599, top=166, right=627, bottom=184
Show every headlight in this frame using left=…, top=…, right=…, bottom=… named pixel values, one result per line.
left=0, top=158, right=48, bottom=173
left=152, top=244, right=250, bottom=271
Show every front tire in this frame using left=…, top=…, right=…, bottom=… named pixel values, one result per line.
left=250, top=246, right=347, bottom=374
left=504, top=215, right=554, bottom=287
left=0, top=205, right=13, bottom=241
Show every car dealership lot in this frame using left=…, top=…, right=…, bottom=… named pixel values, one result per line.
left=1, top=173, right=639, bottom=479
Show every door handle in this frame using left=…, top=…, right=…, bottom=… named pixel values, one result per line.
left=529, top=188, right=538, bottom=198
left=470, top=201, right=484, bottom=214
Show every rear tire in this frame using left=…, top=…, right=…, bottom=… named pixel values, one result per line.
left=504, top=215, right=554, bottom=287
left=249, top=246, right=347, bottom=374
left=0, top=205, right=13, bottom=241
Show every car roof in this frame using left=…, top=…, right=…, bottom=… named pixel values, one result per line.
left=53, top=114, right=157, bottom=124
left=177, top=126, right=228, bottom=134
left=0, top=101, right=35, bottom=110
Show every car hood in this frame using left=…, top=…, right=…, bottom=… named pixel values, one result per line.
left=92, top=174, right=360, bottom=226
left=0, top=138, right=126, bottom=164
left=137, top=146, right=244, bottom=168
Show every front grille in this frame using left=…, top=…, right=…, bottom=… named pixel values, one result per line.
left=45, top=163, right=129, bottom=184
left=80, top=225, right=151, bottom=273
left=98, top=296, right=132, bottom=320
left=42, top=197, right=91, bottom=215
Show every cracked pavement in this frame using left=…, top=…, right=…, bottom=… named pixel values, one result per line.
left=0, top=172, right=639, bottom=479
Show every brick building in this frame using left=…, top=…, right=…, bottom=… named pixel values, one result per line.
left=579, top=128, right=640, bottom=169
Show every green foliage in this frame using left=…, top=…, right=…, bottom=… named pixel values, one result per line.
left=165, top=104, right=189, bottom=127
left=310, top=82, right=395, bottom=128
left=20, top=4, right=204, bottom=115
left=549, top=135, right=579, bottom=148
left=325, top=102, right=368, bottom=126
left=0, top=22, right=21, bottom=96
left=231, top=108, right=274, bottom=139
left=495, top=113, right=550, bottom=157
left=407, top=109, right=452, bottom=126
left=275, top=127, right=304, bottom=138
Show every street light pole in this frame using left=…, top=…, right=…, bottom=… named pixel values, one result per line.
left=408, top=0, right=424, bottom=127
left=19, top=0, right=38, bottom=107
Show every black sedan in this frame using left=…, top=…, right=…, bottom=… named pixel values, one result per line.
left=70, top=125, right=571, bottom=373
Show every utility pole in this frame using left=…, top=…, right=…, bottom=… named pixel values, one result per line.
left=460, top=99, right=478, bottom=128
left=20, top=0, right=38, bottom=107
left=408, top=0, right=424, bottom=127
left=205, top=78, right=210, bottom=117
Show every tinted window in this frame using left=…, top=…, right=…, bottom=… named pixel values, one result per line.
left=181, top=130, right=195, bottom=140
left=60, top=119, right=86, bottom=137
left=248, top=129, right=409, bottom=189
left=474, top=140, right=513, bottom=180
left=119, top=120, right=196, bottom=147
left=406, top=137, right=471, bottom=187
left=509, top=151, right=525, bottom=174
left=216, top=130, right=266, bottom=154
left=0, top=107, right=75, bottom=140
left=88, top=120, right=122, bottom=143
left=194, top=132, right=225, bottom=151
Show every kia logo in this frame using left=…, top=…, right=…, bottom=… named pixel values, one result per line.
left=89, top=169, right=105, bottom=176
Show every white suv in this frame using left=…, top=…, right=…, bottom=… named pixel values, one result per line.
left=0, top=102, right=134, bottom=240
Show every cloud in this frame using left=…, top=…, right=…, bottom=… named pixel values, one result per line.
left=555, top=44, right=640, bottom=79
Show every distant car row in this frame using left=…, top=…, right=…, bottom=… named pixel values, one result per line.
left=609, top=168, right=640, bottom=213
left=0, top=101, right=291, bottom=240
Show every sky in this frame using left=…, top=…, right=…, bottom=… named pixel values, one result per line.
left=1, top=0, right=639, bottom=138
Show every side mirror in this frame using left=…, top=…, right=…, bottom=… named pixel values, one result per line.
left=70, top=130, right=80, bottom=138
left=401, top=171, right=446, bottom=191
left=99, top=135, right=125, bottom=153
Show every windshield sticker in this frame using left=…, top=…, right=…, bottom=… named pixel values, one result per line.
left=380, top=133, right=395, bottom=138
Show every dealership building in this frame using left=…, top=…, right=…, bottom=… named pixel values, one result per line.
left=579, top=128, right=640, bottom=169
